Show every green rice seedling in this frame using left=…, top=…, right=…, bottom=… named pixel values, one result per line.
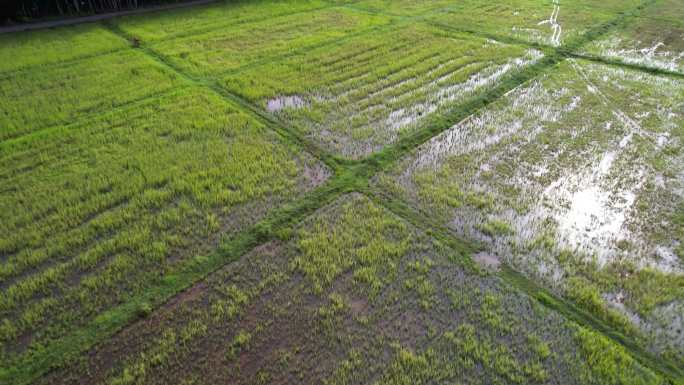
left=0, top=23, right=128, bottom=73
left=115, top=0, right=334, bottom=42
left=226, top=330, right=252, bottom=361
left=148, top=7, right=392, bottom=77
left=0, top=87, right=326, bottom=364
left=0, top=49, right=184, bottom=141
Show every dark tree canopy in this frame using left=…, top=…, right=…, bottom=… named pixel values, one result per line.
left=0, top=0, right=193, bottom=22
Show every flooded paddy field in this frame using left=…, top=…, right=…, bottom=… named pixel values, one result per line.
left=37, top=194, right=665, bottom=385
left=583, top=0, right=684, bottom=73
left=223, top=23, right=543, bottom=158
left=375, top=58, right=684, bottom=360
left=1, top=0, right=683, bottom=383
left=423, top=0, right=642, bottom=47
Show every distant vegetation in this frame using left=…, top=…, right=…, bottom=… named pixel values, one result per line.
left=0, top=0, right=201, bottom=23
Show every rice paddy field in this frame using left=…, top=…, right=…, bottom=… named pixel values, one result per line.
left=0, top=0, right=682, bottom=384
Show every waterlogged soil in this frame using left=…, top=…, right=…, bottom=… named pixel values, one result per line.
left=583, top=0, right=684, bottom=73
left=36, top=194, right=664, bottom=385
left=222, top=24, right=543, bottom=159
left=266, top=95, right=307, bottom=112
left=425, top=0, right=640, bottom=47
left=376, top=58, right=684, bottom=358
left=585, top=33, right=684, bottom=73
left=474, top=252, right=501, bottom=271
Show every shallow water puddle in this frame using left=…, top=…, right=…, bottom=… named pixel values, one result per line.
left=473, top=252, right=501, bottom=271
left=266, top=95, right=307, bottom=112
left=407, top=79, right=559, bottom=173
left=548, top=153, right=640, bottom=266
left=384, top=49, right=544, bottom=134
left=589, top=37, right=684, bottom=73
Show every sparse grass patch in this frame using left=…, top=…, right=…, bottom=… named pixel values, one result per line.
left=24, top=194, right=668, bottom=385
left=292, top=196, right=409, bottom=295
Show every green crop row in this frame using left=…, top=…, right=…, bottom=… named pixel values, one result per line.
left=222, top=23, right=541, bottom=158
left=0, top=49, right=184, bottom=141
left=0, top=24, right=128, bottom=74
left=0, top=87, right=325, bottom=364
left=146, top=6, right=392, bottom=77
left=116, top=0, right=335, bottom=42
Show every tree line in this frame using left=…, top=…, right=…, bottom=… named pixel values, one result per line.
left=0, top=0, right=193, bottom=23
